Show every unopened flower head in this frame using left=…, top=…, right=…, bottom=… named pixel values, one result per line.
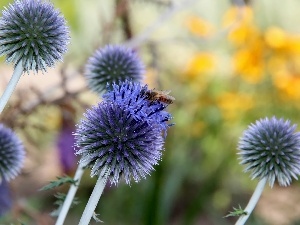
left=0, top=124, right=25, bottom=182
left=103, top=80, right=173, bottom=133
left=85, top=45, right=144, bottom=94
left=75, top=102, right=164, bottom=185
left=0, top=0, right=70, bottom=72
left=238, top=117, right=300, bottom=187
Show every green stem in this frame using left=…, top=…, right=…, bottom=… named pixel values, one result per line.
left=235, top=177, right=267, bottom=225
left=78, top=172, right=109, bottom=225
left=55, top=164, right=85, bottom=225
left=0, top=61, right=23, bottom=113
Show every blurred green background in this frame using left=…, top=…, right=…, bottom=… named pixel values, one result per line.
left=2, top=0, right=300, bottom=224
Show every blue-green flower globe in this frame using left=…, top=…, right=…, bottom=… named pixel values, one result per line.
left=0, top=0, right=70, bottom=72
left=238, top=117, right=300, bottom=187
left=75, top=102, right=164, bottom=185
left=0, top=124, right=25, bottom=183
left=85, top=45, right=144, bottom=94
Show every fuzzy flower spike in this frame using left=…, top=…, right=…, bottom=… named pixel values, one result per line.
left=103, top=80, right=173, bottom=133
left=0, top=124, right=25, bottom=183
left=0, top=0, right=69, bottom=113
left=235, top=116, right=300, bottom=225
left=63, top=80, right=173, bottom=225
left=0, top=0, right=69, bottom=72
left=75, top=102, right=165, bottom=185
left=238, top=116, right=300, bottom=187
left=85, top=45, right=144, bottom=94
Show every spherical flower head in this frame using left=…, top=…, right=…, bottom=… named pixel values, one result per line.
left=0, top=0, right=70, bottom=73
left=75, top=102, right=164, bottom=185
left=238, top=116, right=300, bottom=187
left=0, top=124, right=25, bottom=183
left=85, top=45, right=145, bottom=94
left=103, top=80, right=173, bottom=134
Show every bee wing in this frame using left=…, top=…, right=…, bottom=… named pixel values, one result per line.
left=169, top=95, right=175, bottom=100
left=161, top=90, right=171, bottom=94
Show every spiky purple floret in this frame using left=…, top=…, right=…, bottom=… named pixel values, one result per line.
left=74, top=102, right=164, bottom=185
left=0, top=0, right=70, bottom=72
left=238, top=116, right=300, bottom=187
left=85, top=45, right=144, bottom=94
left=103, top=80, right=173, bottom=133
left=0, top=124, right=25, bottom=183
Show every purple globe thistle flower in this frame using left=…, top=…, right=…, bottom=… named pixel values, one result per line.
left=57, top=124, right=77, bottom=174
left=103, top=80, right=173, bottom=133
left=85, top=45, right=144, bottom=94
left=0, top=124, right=25, bottom=183
left=0, top=0, right=70, bottom=73
left=74, top=102, right=164, bottom=185
left=238, top=116, right=300, bottom=187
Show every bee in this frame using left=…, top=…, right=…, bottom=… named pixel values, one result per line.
left=145, top=89, right=175, bottom=104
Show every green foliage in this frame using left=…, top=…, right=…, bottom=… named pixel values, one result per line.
left=52, top=0, right=79, bottom=31
left=39, top=176, right=77, bottom=191
left=224, top=205, right=247, bottom=218
left=0, top=0, right=13, bottom=8
left=50, top=193, right=80, bottom=217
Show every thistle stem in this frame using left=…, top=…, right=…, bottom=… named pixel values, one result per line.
left=55, top=164, right=85, bottom=225
left=0, top=61, right=23, bottom=113
left=78, top=173, right=108, bottom=225
left=235, top=177, right=267, bottom=225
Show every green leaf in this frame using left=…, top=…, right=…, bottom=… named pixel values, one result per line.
left=224, top=205, right=247, bottom=218
left=53, top=192, right=80, bottom=206
left=53, top=192, right=67, bottom=206
left=50, top=192, right=80, bottom=217
left=39, top=176, right=77, bottom=191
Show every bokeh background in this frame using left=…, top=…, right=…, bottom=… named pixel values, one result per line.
left=1, top=0, right=300, bottom=224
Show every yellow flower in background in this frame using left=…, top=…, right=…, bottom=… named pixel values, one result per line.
left=185, top=53, right=215, bottom=79
left=223, top=6, right=258, bottom=46
left=290, top=55, right=300, bottom=72
left=233, top=39, right=265, bottom=83
left=284, top=77, right=300, bottom=100
left=186, top=16, right=215, bottom=38
left=273, top=70, right=300, bottom=100
left=268, top=55, right=300, bottom=75
left=184, top=6, right=300, bottom=104
left=223, top=6, right=253, bottom=26
left=268, top=40, right=300, bottom=101
left=267, top=55, right=287, bottom=74
left=264, top=27, right=287, bottom=49
left=217, top=92, right=253, bottom=121
left=286, top=35, right=300, bottom=55
left=272, top=68, right=289, bottom=89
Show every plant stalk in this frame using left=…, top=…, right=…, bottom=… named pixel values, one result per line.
left=235, top=177, right=267, bottom=225
left=55, top=164, right=85, bottom=225
left=78, top=173, right=108, bottom=225
left=0, top=61, right=23, bottom=113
